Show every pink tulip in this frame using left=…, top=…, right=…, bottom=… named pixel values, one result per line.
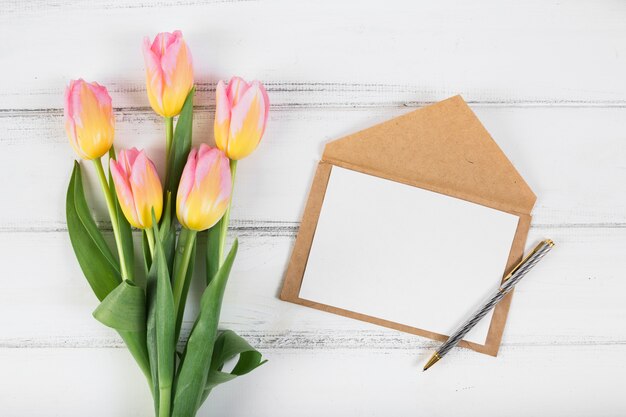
left=214, top=76, right=269, bottom=160
left=176, top=144, right=231, bottom=231
left=64, top=79, right=115, bottom=160
left=142, top=30, right=194, bottom=117
left=110, top=148, right=163, bottom=229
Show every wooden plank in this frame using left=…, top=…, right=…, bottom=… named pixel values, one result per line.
left=1, top=106, right=626, bottom=228
left=1, top=345, right=625, bottom=416
left=0, top=225, right=624, bottom=348
left=2, top=1, right=623, bottom=415
left=2, top=1, right=626, bottom=109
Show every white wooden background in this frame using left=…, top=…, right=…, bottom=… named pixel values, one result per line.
left=1, top=1, right=625, bottom=415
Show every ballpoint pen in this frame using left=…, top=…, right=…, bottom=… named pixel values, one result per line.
left=423, top=239, right=555, bottom=371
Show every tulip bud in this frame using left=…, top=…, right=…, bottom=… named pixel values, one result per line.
left=214, top=76, right=269, bottom=160
left=110, top=148, right=163, bottom=229
left=176, top=144, right=231, bottom=231
left=64, top=79, right=115, bottom=160
left=142, top=30, right=194, bottom=117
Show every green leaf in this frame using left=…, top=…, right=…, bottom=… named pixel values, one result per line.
left=165, top=88, right=195, bottom=199
left=200, top=330, right=266, bottom=403
left=93, top=280, right=146, bottom=331
left=142, top=230, right=152, bottom=275
left=160, top=192, right=173, bottom=243
left=173, top=228, right=197, bottom=342
left=171, top=240, right=238, bottom=417
left=146, top=256, right=160, bottom=414
left=160, top=193, right=177, bottom=277
left=152, top=211, right=176, bottom=414
left=145, top=193, right=173, bottom=277
left=109, top=148, right=135, bottom=281
left=66, top=162, right=121, bottom=301
left=206, top=159, right=236, bottom=286
left=212, top=330, right=266, bottom=377
left=146, top=213, right=178, bottom=415
left=205, top=221, right=222, bottom=285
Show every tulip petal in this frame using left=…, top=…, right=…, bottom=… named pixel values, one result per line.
left=129, top=151, right=163, bottom=228
left=143, top=37, right=165, bottom=114
left=254, top=81, right=270, bottom=137
left=64, top=80, right=78, bottom=124
left=197, top=143, right=213, bottom=159
left=66, top=79, right=115, bottom=160
left=176, top=147, right=198, bottom=226
left=176, top=146, right=231, bottom=231
left=151, top=31, right=180, bottom=57
left=226, top=76, right=250, bottom=106
left=118, top=148, right=140, bottom=176
left=194, top=145, right=217, bottom=187
left=214, top=80, right=231, bottom=152
left=87, top=82, right=113, bottom=113
left=215, top=152, right=232, bottom=203
left=161, top=37, right=193, bottom=117
left=111, top=158, right=140, bottom=228
left=183, top=149, right=231, bottom=230
left=227, top=83, right=267, bottom=160
left=143, top=30, right=193, bottom=117
left=64, top=81, right=87, bottom=159
left=160, top=38, right=183, bottom=87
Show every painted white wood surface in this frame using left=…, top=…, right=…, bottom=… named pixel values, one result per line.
left=1, top=1, right=625, bottom=416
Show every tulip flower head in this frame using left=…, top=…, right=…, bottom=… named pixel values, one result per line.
left=214, top=77, right=269, bottom=160
left=64, top=79, right=115, bottom=160
left=110, top=148, right=163, bottom=229
left=177, top=145, right=232, bottom=231
left=142, top=30, right=194, bottom=118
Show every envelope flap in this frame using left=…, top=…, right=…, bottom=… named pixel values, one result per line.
left=322, top=95, right=536, bottom=213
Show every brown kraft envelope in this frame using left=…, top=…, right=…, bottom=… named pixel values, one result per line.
left=280, top=95, right=536, bottom=356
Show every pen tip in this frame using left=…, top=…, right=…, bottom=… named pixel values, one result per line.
left=423, top=352, right=441, bottom=371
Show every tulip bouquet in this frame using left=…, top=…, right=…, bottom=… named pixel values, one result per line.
left=64, top=31, right=269, bottom=417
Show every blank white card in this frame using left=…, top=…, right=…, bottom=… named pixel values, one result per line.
left=299, top=167, right=520, bottom=345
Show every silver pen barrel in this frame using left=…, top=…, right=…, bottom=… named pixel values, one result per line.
left=424, top=239, right=554, bottom=370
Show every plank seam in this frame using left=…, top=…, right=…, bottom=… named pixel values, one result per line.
left=3, top=82, right=626, bottom=113
left=3, top=101, right=626, bottom=117
left=2, top=334, right=624, bottom=350
left=0, top=221, right=623, bottom=235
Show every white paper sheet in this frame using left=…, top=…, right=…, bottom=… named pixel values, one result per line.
left=299, top=167, right=520, bottom=345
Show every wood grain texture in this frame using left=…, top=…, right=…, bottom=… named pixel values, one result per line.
left=2, top=346, right=625, bottom=417
left=1, top=107, right=626, bottom=228
left=1, top=0, right=625, bottom=415
left=2, top=1, right=626, bottom=109
left=0, top=227, right=624, bottom=348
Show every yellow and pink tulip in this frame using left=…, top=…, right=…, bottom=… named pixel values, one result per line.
left=142, top=30, right=194, bottom=118
left=64, top=79, right=115, bottom=160
left=110, top=148, right=163, bottom=229
left=214, top=77, right=269, bottom=160
left=176, top=144, right=232, bottom=231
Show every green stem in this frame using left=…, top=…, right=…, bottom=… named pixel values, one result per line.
left=145, top=226, right=156, bottom=258
left=165, top=117, right=174, bottom=165
left=93, top=158, right=130, bottom=281
left=159, top=386, right=171, bottom=417
left=172, top=229, right=197, bottom=315
left=217, top=159, right=238, bottom=266
left=163, top=117, right=175, bottom=217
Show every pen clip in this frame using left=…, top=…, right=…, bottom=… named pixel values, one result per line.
left=501, top=239, right=554, bottom=283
